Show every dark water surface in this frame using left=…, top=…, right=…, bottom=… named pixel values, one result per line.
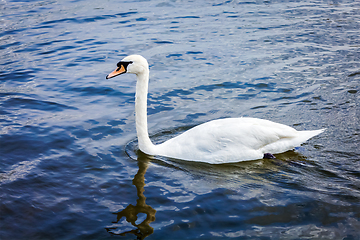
left=1, top=0, right=359, bottom=239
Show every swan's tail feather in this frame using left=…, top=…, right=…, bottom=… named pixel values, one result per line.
left=300, top=128, right=326, bottom=141
left=263, top=128, right=326, bottom=155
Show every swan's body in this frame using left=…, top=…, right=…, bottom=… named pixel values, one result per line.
left=106, top=55, right=325, bottom=164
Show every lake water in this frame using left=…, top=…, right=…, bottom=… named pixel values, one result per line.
left=1, top=0, right=359, bottom=239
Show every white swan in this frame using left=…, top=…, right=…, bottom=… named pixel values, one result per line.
left=106, top=55, right=325, bottom=164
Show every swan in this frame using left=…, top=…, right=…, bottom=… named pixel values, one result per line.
left=106, top=55, right=325, bottom=164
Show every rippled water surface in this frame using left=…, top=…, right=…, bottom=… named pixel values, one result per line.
left=1, top=0, right=359, bottom=239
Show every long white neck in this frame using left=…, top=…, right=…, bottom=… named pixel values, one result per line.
left=135, top=70, right=156, bottom=155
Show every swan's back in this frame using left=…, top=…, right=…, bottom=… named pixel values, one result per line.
left=155, top=117, right=324, bottom=164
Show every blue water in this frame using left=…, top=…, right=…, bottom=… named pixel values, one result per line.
left=1, top=0, right=359, bottom=239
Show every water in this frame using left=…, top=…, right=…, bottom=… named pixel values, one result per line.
left=1, top=0, right=359, bottom=239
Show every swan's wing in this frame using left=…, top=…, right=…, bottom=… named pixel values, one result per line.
left=156, top=117, right=298, bottom=162
left=207, top=117, right=298, bottom=150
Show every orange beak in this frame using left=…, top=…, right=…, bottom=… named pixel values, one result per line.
left=106, top=64, right=126, bottom=79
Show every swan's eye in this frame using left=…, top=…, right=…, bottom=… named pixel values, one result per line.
left=117, top=61, right=133, bottom=68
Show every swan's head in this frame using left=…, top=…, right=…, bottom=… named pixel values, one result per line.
left=106, top=55, right=149, bottom=79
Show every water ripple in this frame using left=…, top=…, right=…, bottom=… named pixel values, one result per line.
left=1, top=0, right=359, bottom=239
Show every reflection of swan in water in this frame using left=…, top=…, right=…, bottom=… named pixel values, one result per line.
left=126, top=136, right=313, bottom=196
left=105, top=153, right=156, bottom=240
